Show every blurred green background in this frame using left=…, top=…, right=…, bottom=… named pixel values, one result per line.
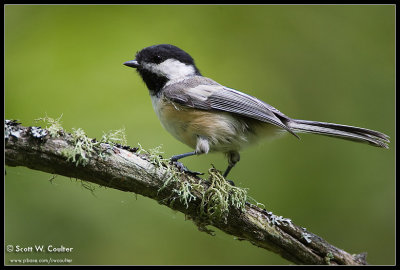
left=5, top=5, right=395, bottom=265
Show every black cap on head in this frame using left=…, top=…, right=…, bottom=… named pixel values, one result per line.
left=135, top=44, right=198, bottom=68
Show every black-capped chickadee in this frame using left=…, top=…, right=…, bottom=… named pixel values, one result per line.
left=124, top=44, right=389, bottom=178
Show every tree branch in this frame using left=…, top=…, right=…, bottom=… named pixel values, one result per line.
left=4, top=120, right=368, bottom=265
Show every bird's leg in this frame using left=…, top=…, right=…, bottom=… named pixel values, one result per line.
left=170, top=151, right=197, bottom=162
left=222, top=165, right=234, bottom=178
left=170, top=136, right=210, bottom=176
left=223, top=151, right=240, bottom=185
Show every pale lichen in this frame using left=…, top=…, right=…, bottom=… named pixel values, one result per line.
left=30, top=126, right=48, bottom=139
left=100, top=128, right=127, bottom=146
left=139, top=145, right=248, bottom=222
left=35, top=114, right=64, bottom=138
left=324, top=252, right=334, bottom=265
left=61, top=128, right=97, bottom=166
left=199, top=167, right=247, bottom=222
left=35, top=114, right=129, bottom=166
left=138, top=144, right=199, bottom=209
left=263, top=209, right=293, bottom=227
left=5, top=120, right=22, bottom=140
left=301, top=232, right=312, bottom=243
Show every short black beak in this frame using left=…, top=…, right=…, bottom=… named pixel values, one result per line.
left=123, top=60, right=139, bottom=68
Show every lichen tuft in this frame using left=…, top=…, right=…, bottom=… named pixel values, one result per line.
left=100, top=128, right=127, bottom=145
left=199, top=167, right=247, bottom=222
left=61, top=128, right=97, bottom=166
left=35, top=114, right=64, bottom=137
left=141, top=145, right=248, bottom=221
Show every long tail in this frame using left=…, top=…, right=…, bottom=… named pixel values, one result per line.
left=287, top=119, right=390, bottom=149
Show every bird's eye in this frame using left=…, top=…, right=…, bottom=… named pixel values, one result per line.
left=153, top=55, right=162, bottom=64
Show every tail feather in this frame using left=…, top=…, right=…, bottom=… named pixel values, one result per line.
left=287, top=119, right=390, bottom=149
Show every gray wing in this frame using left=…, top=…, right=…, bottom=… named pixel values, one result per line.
left=162, top=76, right=298, bottom=137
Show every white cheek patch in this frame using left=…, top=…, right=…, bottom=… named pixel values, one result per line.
left=142, top=59, right=196, bottom=80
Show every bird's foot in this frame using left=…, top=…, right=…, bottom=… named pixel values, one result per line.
left=170, top=161, right=204, bottom=176
left=226, top=179, right=235, bottom=186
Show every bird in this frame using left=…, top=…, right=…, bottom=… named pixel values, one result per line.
left=124, top=44, right=389, bottom=179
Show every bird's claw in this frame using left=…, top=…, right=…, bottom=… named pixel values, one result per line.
left=226, top=179, right=235, bottom=186
left=171, top=161, right=204, bottom=176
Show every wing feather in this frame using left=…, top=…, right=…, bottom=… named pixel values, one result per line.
left=162, top=76, right=298, bottom=137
